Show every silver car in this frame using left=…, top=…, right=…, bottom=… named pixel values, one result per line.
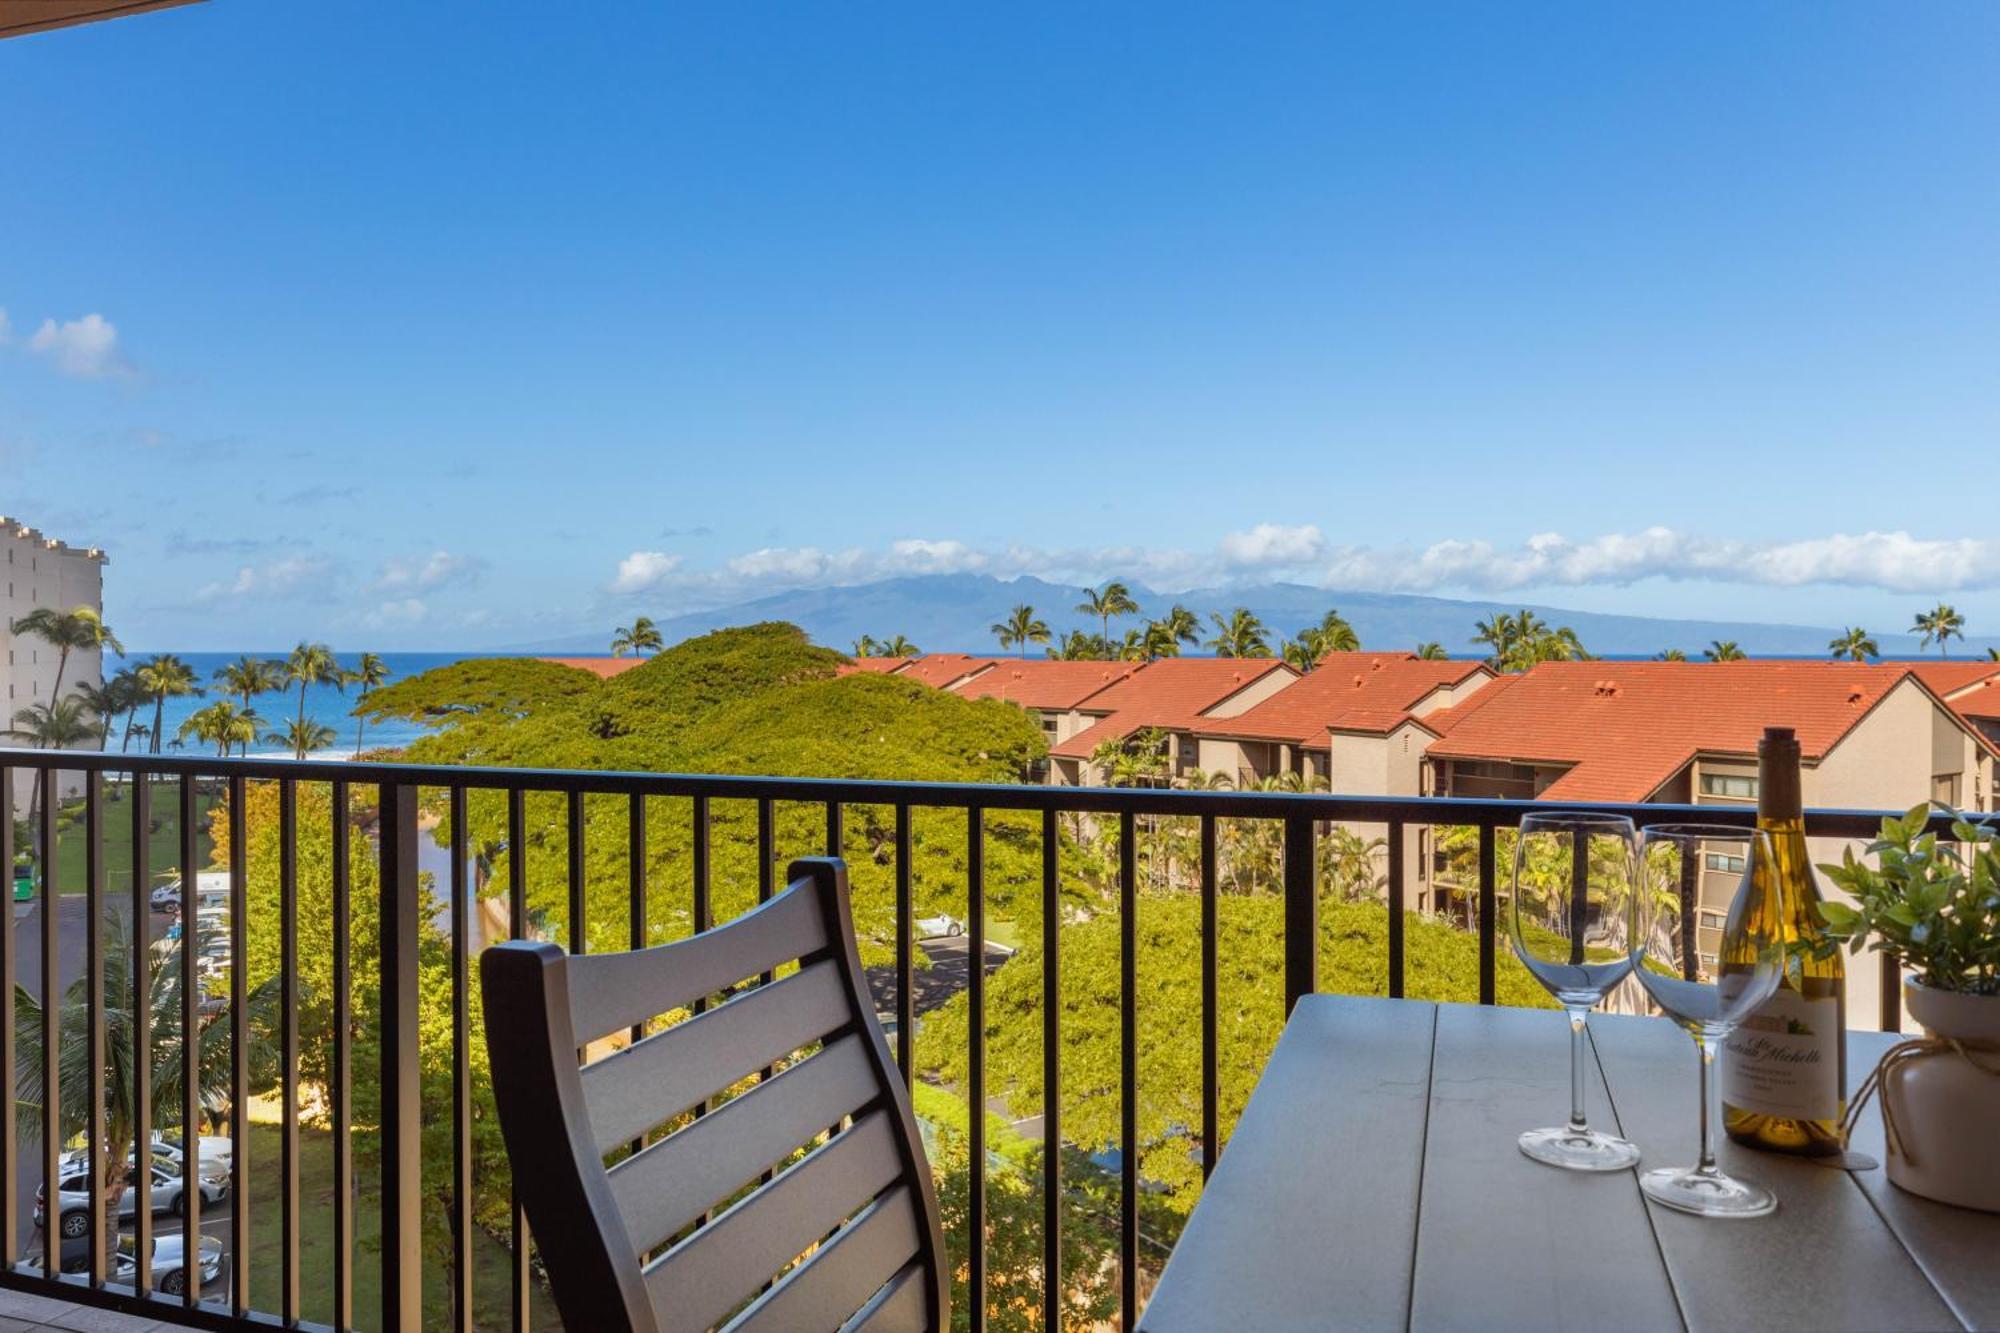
left=113, top=1231, right=225, bottom=1296
left=35, top=1160, right=228, bottom=1239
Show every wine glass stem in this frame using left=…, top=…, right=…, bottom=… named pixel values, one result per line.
left=1696, top=1032, right=1719, bottom=1175
left=1567, top=1007, right=1589, bottom=1132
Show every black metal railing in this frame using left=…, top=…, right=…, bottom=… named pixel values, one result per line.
left=0, top=747, right=1943, bottom=1332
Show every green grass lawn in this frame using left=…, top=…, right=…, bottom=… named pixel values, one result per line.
left=41, top=784, right=218, bottom=896
left=241, top=1121, right=561, bottom=1332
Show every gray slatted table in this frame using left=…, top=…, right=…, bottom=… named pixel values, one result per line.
left=1141, top=996, right=2000, bottom=1332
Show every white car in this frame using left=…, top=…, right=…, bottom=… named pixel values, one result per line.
left=113, top=1231, right=225, bottom=1296
left=915, top=913, right=966, bottom=939
left=149, top=883, right=180, bottom=911
left=59, top=1133, right=233, bottom=1179
left=36, top=1160, right=228, bottom=1239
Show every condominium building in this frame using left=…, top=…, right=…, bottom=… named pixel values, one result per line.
left=1414, top=660, right=1997, bottom=1028
left=1044, top=657, right=1297, bottom=784
left=0, top=515, right=110, bottom=712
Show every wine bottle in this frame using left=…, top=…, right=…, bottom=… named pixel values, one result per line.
left=1721, top=726, right=1846, bottom=1156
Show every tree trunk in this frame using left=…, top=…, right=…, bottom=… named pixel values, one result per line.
left=150, top=696, right=165, bottom=754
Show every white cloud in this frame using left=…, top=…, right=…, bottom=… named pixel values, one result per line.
left=1219, top=523, right=1325, bottom=568
left=607, top=525, right=2000, bottom=608
left=611, top=550, right=684, bottom=594
left=374, top=550, right=484, bottom=593
left=26, top=313, right=127, bottom=378
left=195, top=553, right=336, bottom=603
left=366, top=598, right=429, bottom=626
left=1317, top=528, right=2000, bottom=594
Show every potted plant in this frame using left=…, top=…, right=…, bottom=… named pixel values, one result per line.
left=1816, top=804, right=2000, bottom=1212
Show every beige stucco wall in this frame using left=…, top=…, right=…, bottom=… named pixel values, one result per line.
left=1, top=526, right=108, bottom=809
left=1202, top=666, right=1299, bottom=719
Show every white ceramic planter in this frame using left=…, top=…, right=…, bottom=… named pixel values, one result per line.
left=1882, top=982, right=2000, bottom=1213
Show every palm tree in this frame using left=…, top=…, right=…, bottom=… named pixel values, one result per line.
left=97, top=666, right=147, bottom=751
left=1912, top=603, right=1965, bottom=658
left=611, top=617, right=663, bottom=658
left=344, top=652, right=390, bottom=755
left=9, top=605, right=121, bottom=703
left=1075, top=582, right=1140, bottom=647
left=1281, top=637, right=1320, bottom=674
left=1316, top=610, right=1360, bottom=653
left=1136, top=621, right=1181, bottom=661
left=178, top=701, right=260, bottom=758
left=10, top=697, right=103, bottom=750
left=1988, top=647, right=2000, bottom=662
left=991, top=605, right=1050, bottom=657
left=266, top=718, right=337, bottom=761
left=1206, top=608, right=1271, bottom=658
left=851, top=635, right=879, bottom=658
left=880, top=635, right=919, bottom=657
left=9, top=698, right=104, bottom=838
left=1415, top=642, right=1449, bottom=660
left=283, top=641, right=340, bottom=732
left=1704, top=640, right=1746, bottom=662
left=210, top=656, right=282, bottom=756
left=16, top=912, right=278, bottom=1264
left=1828, top=627, right=1878, bottom=662
left=1655, top=648, right=1688, bottom=662
left=1158, top=604, right=1201, bottom=653
left=136, top=654, right=201, bottom=755
left=69, top=679, right=123, bottom=751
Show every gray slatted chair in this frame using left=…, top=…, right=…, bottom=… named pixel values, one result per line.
left=482, top=856, right=947, bottom=1332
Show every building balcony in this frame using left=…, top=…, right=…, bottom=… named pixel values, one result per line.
left=0, top=747, right=1946, bottom=1331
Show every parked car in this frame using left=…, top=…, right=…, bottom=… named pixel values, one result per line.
left=58, top=1133, right=233, bottom=1180
left=915, top=913, right=966, bottom=939
left=149, top=882, right=180, bottom=911
left=35, top=1160, right=228, bottom=1239
left=113, top=1231, right=225, bottom=1296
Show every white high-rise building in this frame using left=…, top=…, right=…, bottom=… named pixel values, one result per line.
left=0, top=516, right=110, bottom=793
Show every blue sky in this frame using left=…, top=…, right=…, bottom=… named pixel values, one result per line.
left=2, top=1, right=1997, bottom=650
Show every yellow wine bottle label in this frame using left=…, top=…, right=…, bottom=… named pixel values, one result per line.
left=1721, top=987, right=1841, bottom=1122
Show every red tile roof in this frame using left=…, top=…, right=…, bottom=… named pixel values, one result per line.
left=1050, top=658, right=1297, bottom=759
left=836, top=656, right=914, bottom=676
left=1907, top=662, right=2000, bottom=697
left=1938, top=674, right=2000, bottom=722
left=1195, top=653, right=1490, bottom=743
left=539, top=656, right=646, bottom=679
left=1421, top=661, right=1946, bottom=802
left=1909, top=663, right=2000, bottom=723
left=951, top=659, right=1145, bottom=710
left=892, top=654, right=999, bottom=689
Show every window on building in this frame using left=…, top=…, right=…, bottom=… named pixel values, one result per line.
left=1699, top=773, right=1757, bottom=799
left=1699, top=910, right=1725, bottom=930
left=1703, top=852, right=1746, bottom=874
left=1932, top=774, right=1961, bottom=808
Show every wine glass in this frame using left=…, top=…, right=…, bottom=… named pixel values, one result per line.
left=1509, top=811, right=1644, bottom=1171
left=1633, top=824, right=1784, bottom=1218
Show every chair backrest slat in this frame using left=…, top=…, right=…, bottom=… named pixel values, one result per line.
left=568, top=884, right=829, bottom=1044
left=838, top=1259, right=928, bottom=1332
left=726, top=1185, right=923, bottom=1333
left=482, top=857, right=947, bottom=1333
left=643, top=1109, right=903, bottom=1333
left=608, top=1033, right=880, bottom=1254
left=582, top=958, right=849, bottom=1155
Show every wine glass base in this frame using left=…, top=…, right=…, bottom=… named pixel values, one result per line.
left=1640, top=1165, right=1776, bottom=1218
left=1518, top=1126, right=1643, bottom=1172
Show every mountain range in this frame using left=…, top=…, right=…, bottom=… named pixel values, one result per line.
left=507, top=575, right=1999, bottom=660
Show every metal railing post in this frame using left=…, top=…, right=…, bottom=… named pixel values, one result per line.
left=379, top=782, right=423, bottom=1332
left=1283, top=813, right=1316, bottom=1013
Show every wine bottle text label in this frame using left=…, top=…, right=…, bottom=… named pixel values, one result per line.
left=1720, top=988, right=1842, bottom=1122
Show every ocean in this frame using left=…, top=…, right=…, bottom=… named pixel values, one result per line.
left=104, top=650, right=496, bottom=758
